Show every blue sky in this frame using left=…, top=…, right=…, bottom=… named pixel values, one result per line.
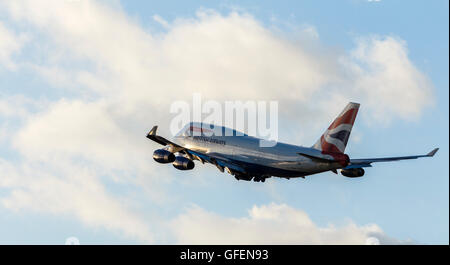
left=0, top=0, right=448, bottom=244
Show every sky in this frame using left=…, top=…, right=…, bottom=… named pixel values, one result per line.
left=0, top=0, right=448, bottom=244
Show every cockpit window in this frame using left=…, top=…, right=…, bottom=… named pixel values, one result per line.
left=183, top=128, right=192, bottom=137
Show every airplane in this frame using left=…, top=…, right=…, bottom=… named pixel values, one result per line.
left=147, top=102, right=438, bottom=182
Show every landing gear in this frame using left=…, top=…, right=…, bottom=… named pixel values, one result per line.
left=234, top=174, right=270, bottom=182
left=234, top=174, right=253, bottom=181
left=253, top=176, right=268, bottom=182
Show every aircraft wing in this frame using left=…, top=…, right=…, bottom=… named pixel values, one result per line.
left=345, top=148, right=439, bottom=169
left=146, top=126, right=247, bottom=174
left=146, top=126, right=185, bottom=151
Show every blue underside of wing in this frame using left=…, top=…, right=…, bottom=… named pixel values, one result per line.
left=344, top=163, right=372, bottom=169
left=187, top=149, right=308, bottom=177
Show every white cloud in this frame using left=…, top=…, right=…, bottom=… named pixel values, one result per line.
left=0, top=158, right=154, bottom=243
left=0, top=94, right=41, bottom=118
left=343, top=36, right=433, bottom=124
left=14, top=99, right=141, bottom=168
left=0, top=0, right=434, bottom=242
left=0, top=22, right=26, bottom=70
left=301, top=24, right=319, bottom=39
left=0, top=1, right=433, bottom=124
left=170, top=203, right=411, bottom=244
left=153, top=14, right=170, bottom=29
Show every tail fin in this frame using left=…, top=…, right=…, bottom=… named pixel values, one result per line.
left=313, top=102, right=360, bottom=154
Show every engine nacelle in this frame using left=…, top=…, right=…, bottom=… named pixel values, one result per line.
left=173, top=156, right=195, bottom=170
left=341, top=168, right=365, bottom=178
left=153, top=149, right=175, bottom=164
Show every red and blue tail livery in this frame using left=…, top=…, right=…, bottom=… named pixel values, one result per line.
left=313, top=102, right=359, bottom=154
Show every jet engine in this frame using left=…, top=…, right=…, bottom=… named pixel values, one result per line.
left=173, top=156, right=195, bottom=170
left=341, top=168, right=365, bottom=178
left=153, top=149, right=175, bottom=164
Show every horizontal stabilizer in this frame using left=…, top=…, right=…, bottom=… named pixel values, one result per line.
left=427, top=148, right=439, bottom=157
left=349, top=148, right=439, bottom=167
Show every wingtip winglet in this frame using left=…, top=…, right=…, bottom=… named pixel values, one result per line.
left=148, top=126, right=158, bottom=137
left=427, top=148, right=439, bottom=157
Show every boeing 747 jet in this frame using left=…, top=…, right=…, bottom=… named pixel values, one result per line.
left=147, top=103, right=438, bottom=182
